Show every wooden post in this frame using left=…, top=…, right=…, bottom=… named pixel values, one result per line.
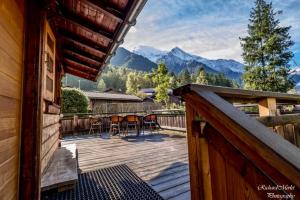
left=258, top=98, right=277, bottom=117
left=186, top=103, right=212, bottom=200
left=19, top=2, right=44, bottom=199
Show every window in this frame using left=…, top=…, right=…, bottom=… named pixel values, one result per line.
left=43, top=21, right=56, bottom=102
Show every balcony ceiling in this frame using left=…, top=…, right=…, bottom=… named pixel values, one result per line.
left=48, top=0, right=147, bottom=81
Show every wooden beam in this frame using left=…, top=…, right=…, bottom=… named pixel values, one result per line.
left=19, top=2, right=44, bottom=199
left=63, top=49, right=102, bottom=66
left=64, top=66, right=96, bottom=81
left=63, top=53, right=100, bottom=69
left=174, top=84, right=300, bottom=104
left=82, top=0, right=125, bottom=22
left=61, top=36, right=106, bottom=58
left=258, top=98, right=277, bottom=117
left=181, top=89, right=300, bottom=188
left=58, top=29, right=108, bottom=54
left=185, top=104, right=201, bottom=200
left=62, top=44, right=104, bottom=63
left=54, top=8, right=114, bottom=42
left=63, top=58, right=98, bottom=73
left=257, top=114, right=300, bottom=127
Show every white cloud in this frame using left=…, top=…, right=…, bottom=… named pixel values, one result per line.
left=122, top=0, right=300, bottom=62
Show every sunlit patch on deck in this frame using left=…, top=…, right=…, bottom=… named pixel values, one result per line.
left=61, top=132, right=190, bottom=200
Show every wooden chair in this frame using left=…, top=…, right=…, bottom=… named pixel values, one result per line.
left=109, top=116, right=124, bottom=136
left=89, top=117, right=103, bottom=135
left=143, top=114, right=160, bottom=134
left=124, top=115, right=140, bottom=136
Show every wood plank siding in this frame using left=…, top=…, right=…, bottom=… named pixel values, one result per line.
left=0, top=0, right=25, bottom=199
left=41, top=114, right=60, bottom=173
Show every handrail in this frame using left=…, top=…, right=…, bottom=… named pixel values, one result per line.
left=174, top=84, right=300, bottom=193
left=180, top=84, right=300, bottom=104
left=258, top=113, right=300, bottom=126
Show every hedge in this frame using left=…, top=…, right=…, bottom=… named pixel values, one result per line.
left=61, top=88, right=89, bottom=113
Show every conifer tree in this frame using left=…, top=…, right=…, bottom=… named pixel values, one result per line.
left=152, top=63, right=170, bottom=104
left=179, top=69, right=192, bottom=86
left=196, top=67, right=209, bottom=85
left=240, top=0, right=294, bottom=92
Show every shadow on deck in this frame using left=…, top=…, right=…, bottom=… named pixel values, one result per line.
left=61, top=131, right=190, bottom=200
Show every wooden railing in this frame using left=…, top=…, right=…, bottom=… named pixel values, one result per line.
left=60, top=110, right=186, bottom=135
left=174, top=84, right=300, bottom=200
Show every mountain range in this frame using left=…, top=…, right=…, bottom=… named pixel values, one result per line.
left=110, top=45, right=300, bottom=91
left=110, top=46, right=244, bottom=82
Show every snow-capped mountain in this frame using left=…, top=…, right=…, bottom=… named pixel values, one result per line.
left=133, top=46, right=244, bottom=74
left=111, top=46, right=244, bottom=82
left=132, top=45, right=167, bottom=63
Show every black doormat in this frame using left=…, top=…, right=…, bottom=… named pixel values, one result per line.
left=42, top=164, right=164, bottom=200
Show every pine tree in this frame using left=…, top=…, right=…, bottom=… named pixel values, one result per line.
left=126, top=72, right=140, bottom=95
left=179, top=69, right=191, bottom=86
left=196, top=67, right=209, bottom=85
left=152, top=63, right=170, bottom=104
left=240, top=0, right=294, bottom=92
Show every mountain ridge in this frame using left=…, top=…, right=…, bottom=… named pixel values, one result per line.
left=110, top=46, right=244, bottom=81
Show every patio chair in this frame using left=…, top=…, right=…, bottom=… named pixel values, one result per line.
left=124, top=115, right=140, bottom=136
left=143, top=114, right=161, bottom=134
left=89, top=117, right=103, bottom=135
left=109, top=116, right=124, bottom=136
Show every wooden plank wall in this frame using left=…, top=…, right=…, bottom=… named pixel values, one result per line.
left=41, top=114, right=60, bottom=173
left=0, top=0, right=25, bottom=199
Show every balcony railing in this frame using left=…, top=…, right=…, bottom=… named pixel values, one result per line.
left=174, top=84, right=300, bottom=200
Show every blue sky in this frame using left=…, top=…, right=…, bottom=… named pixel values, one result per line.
left=122, top=0, right=300, bottom=65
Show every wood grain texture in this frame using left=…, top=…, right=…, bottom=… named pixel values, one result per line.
left=174, top=84, right=300, bottom=199
left=185, top=104, right=201, bottom=200
left=258, top=98, right=277, bottom=117
left=19, top=2, right=44, bottom=199
left=184, top=88, right=300, bottom=187
left=62, top=132, right=190, bottom=200
left=0, top=0, right=24, bottom=199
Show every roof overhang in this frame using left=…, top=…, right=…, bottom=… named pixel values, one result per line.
left=46, top=0, right=147, bottom=81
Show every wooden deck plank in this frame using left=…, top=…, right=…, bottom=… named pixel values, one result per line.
left=62, top=132, right=190, bottom=200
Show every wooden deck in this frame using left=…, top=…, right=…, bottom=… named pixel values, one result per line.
left=62, top=132, right=190, bottom=200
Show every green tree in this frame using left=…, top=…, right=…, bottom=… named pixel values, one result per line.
left=126, top=72, right=140, bottom=94
left=196, top=67, right=209, bottom=85
left=169, top=72, right=179, bottom=89
left=240, top=0, right=294, bottom=92
left=61, top=88, right=89, bottom=113
left=152, top=63, right=170, bottom=104
left=179, top=69, right=191, bottom=86
left=97, top=79, right=106, bottom=92
left=141, top=73, right=155, bottom=88
left=102, top=67, right=127, bottom=92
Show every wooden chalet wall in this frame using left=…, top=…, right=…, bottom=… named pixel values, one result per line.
left=0, top=0, right=25, bottom=199
left=40, top=20, right=62, bottom=174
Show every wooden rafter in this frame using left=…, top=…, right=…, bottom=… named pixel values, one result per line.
left=63, top=53, right=100, bottom=69
left=55, top=7, right=114, bottom=42
left=60, top=35, right=106, bottom=57
left=64, top=66, right=97, bottom=80
left=63, top=49, right=102, bottom=66
left=82, top=0, right=124, bottom=22
left=63, top=58, right=98, bottom=73
left=62, top=44, right=104, bottom=63
left=58, top=29, right=108, bottom=53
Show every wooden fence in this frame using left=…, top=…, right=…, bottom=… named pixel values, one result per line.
left=60, top=111, right=300, bottom=148
left=92, top=102, right=162, bottom=114
left=60, top=111, right=187, bottom=135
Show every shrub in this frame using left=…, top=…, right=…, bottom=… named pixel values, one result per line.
left=61, top=88, right=89, bottom=113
